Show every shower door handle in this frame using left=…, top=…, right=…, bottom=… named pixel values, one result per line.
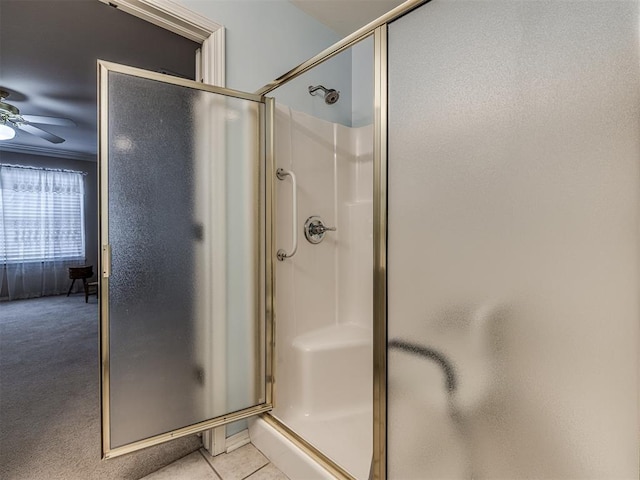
left=102, top=244, right=111, bottom=278
left=276, top=168, right=298, bottom=261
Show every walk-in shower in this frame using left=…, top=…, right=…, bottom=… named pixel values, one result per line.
left=250, top=0, right=639, bottom=479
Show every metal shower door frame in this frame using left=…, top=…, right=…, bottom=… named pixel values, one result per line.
left=98, top=59, right=275, bottom=459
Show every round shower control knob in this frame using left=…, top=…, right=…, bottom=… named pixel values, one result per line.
left=304, top=216, right=336, bottom=244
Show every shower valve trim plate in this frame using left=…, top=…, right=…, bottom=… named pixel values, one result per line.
left=304, top=216, right=336, bottom=244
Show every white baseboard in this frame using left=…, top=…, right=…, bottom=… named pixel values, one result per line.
left=225, top=429, right=251, bottom=453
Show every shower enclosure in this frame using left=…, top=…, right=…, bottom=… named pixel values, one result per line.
left=98, top=0, right=639, bottom=478
left=256, top=0, right=639, bottom=477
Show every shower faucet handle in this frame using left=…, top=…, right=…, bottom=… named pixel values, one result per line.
left=304, top=216, right=336, bottom=244
left=309, top=223, right=336, bottom=235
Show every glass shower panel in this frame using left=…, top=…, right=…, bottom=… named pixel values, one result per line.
left=387, top=1, right=639, bottom=479
left=106, top=70, right=263, bottom=449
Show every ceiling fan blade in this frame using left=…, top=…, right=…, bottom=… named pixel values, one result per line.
left=21, top=114, right=76, bottom=127
left=17, top=123, right=65, bottom=144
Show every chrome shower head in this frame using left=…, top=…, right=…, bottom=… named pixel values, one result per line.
left=308, top=85, right=340, bottom=105
left=324, top=89, right=340, bottom=105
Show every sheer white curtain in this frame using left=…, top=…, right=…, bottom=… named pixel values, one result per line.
left=0, top=164, right=85, bottom=300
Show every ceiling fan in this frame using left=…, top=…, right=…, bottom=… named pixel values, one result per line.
left=0, top=90, right=75, bottom=144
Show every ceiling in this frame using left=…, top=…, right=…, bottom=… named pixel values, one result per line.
left=289, top=0, right=405, bottom=36
left=0, top=0, right=198, bottom=162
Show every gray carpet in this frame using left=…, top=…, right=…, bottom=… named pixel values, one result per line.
left=0, top=294, right=201, bottom=480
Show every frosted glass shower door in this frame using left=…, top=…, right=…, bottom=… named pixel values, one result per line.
left=387, top=1, right=639, bottom=479
left=99, top=61, right=270, bottom=457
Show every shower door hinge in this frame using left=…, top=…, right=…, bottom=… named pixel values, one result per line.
left=102, top=244, right=111, bottom=278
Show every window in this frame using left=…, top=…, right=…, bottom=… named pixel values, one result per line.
left=0, top=164, right=85, bottom=263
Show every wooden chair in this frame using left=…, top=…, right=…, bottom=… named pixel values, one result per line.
left=86, top=281, right=99, bottom=302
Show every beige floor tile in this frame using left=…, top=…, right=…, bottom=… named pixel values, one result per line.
left=141, top=451, right=220, bottom=480
left=245, top=463, right=290, bottom=480
left=202, top=444, right=269, bottom=480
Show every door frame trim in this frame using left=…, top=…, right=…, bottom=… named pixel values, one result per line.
left=96, top=0, right=225, bottom=87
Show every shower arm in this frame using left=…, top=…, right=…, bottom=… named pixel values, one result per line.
left=308, top=85, right=328, bottom=96
left=276, top=168, right=298, bottom=261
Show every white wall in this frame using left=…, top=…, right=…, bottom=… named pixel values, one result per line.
left=177, top=0, right=341, bottom=92
left=272, top=102, right=372, bottom=399
left=266, top=31, right=374, bottom=128
left=270, top=49, right=353, bottom=126
left=270, top=102, right=374, bottom=408
left=177, top=0, right=370, bottom=126
left=271, top=104, right=373, bottom=477
left=351, top=35, right=374, bottom=127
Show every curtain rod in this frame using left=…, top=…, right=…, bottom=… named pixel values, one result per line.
left=0, top=163, right=88, bottom=176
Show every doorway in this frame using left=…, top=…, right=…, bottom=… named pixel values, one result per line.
left=0, top=2, right=204, bottom=478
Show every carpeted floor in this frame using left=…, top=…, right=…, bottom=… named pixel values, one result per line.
left=0, top=294, right=201, bottom=480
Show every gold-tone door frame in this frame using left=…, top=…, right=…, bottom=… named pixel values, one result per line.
left=372, top=24, right=388, bottom=480
left=254, top=1, right=428, bottom=479
left=98, top=60, right=275, bottom=459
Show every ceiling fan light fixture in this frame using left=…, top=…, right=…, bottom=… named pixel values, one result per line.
left=0, top=122, right=16, bottom=140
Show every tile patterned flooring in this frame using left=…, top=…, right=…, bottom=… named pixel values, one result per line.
left=142, top=444, right=289, bottom=480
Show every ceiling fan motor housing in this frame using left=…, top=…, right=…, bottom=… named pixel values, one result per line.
left=0, top=91, right=22, bottom=125
left=0, top=91, right=20, bottom=120
left=0, top=90, right=69, bottom=143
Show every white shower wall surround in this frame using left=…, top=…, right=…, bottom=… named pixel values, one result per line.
left=272, top=104, right=373, bottom=480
